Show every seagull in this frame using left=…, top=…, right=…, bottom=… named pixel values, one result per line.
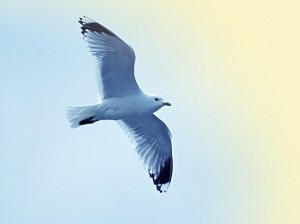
left=66, top=16, right=173, bottom=193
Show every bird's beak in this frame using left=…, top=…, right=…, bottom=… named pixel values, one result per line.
left=163, top=102, right=172, bottom=106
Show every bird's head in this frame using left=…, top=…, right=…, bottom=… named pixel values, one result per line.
left=148, top=95, right=171, bottom=111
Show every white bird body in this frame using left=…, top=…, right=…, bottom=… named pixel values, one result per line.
left=67, top=93, right=169, bottom=126
left=99, top=93, right=167, bottom=119
left=66, top=16, right=173, bottom=192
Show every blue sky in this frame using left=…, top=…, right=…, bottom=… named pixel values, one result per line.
left=0, top=4, right=213, bottom=224
left=1, top=1, right=299, bottom=223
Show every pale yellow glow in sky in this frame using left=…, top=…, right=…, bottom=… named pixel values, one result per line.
left=1, top=0, right=299, bottom=223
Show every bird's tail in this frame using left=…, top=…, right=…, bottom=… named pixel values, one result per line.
left=66, top=105, right=99, bottom=128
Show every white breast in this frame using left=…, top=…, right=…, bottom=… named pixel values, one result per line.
left=98, top=94, right=156, bottom=120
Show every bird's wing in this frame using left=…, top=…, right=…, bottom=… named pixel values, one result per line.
left=79, top=16, right=141, bottom=99
left=118, top=114, right=173, bottom=192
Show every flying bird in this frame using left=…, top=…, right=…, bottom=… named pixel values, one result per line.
left=66, top=16, right=173, bottom=192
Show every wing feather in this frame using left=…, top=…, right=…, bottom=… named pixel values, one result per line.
left=79, top=17, right=141, bottom=99
left=118, top=114, right=173, bottom=192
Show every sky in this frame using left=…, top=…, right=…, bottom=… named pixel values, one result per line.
left=1, top=0, right=299, bottom=223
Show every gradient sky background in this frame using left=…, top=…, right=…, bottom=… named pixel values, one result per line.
left=1, top=0, right=299, bottom=223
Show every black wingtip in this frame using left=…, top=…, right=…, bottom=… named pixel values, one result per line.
left=78, top=16, right=117, bottom=37
left=149, top=157, right=173, bottom=193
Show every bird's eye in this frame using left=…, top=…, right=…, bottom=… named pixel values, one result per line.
left=155, top=98, right=159, bottom=101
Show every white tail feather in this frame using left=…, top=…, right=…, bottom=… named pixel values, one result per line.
left=66, top=105, right=99, bottom=128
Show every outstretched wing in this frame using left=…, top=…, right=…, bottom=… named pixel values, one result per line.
left=79, top=16, right=141, bottom=99
left=118, top=114, right=173, bottom=192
